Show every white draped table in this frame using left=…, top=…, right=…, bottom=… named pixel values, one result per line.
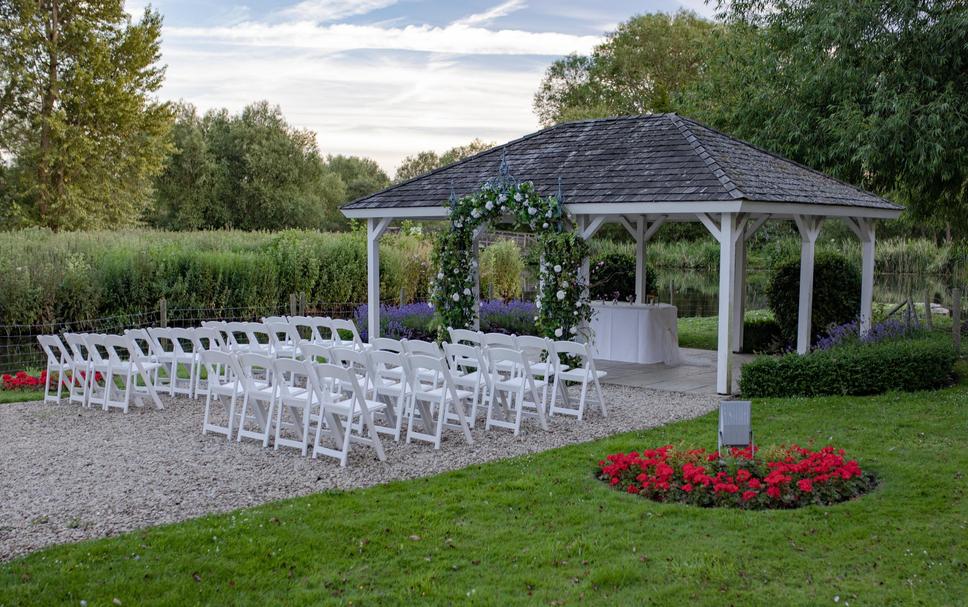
left=589, top=302, right=681, bottom=366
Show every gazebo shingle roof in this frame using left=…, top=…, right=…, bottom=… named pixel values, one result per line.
left=342, top=114, right=899, bottom=211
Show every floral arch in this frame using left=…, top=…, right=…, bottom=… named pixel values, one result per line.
left=430, top=166, right=591, bottom=341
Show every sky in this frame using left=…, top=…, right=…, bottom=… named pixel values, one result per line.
left=125, top=0, right=717, bottom=173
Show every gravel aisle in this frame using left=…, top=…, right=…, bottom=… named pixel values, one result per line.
left=0, top=385, right=715, bottom=561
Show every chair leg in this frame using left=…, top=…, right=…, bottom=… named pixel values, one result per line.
left=593, top=376, right=607, bottom=417
left=577, top=379, right=590, bottom=421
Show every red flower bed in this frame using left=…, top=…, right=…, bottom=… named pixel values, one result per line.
left=598, top=445, right=875, bottom=509
left=2, top=370, right=48, bottom=391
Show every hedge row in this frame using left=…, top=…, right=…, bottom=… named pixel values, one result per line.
left=0, top=228, right=433, bottom=326
left=739, top=335, right=957, bottom=397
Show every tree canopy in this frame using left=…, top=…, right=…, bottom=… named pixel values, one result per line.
left=533, top=11, right=715, bottom=126
left=0, top=1, right=173, bottom=230
left=394, top=139, right=495, bottom=183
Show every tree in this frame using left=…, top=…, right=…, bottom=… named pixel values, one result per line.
left=0, top=1, right=173, bottom=230
left=322, top=154, right=390, bottom=230
left=686, top=0, right=968, bottom=238
left=533, top=11, right=716, bottom=126
left=150, top=101, right=347, bottom=231
left=394, top=139, right=494, bottom=183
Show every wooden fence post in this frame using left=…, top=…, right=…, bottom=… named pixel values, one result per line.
left=299, top=292, right=306, bottom=316
left=953, top=287, right=961, bottom=354
left=289, top=293, right=297, bottom=317
left=159, top=298, right=167, bottom=328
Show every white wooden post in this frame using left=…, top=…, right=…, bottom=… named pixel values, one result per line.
left=698, top=212, right=739, bottom=394
left=732, top=214, right=769, bottom=352
left=366, top=217, right=391, bottom=343
left=842, top=217, right=876, bottom=335
left=635, top=217, right=646, bottom=303
left=794, top=215, right=823, bottom=354
left=859, top=220, right=876, bottom=335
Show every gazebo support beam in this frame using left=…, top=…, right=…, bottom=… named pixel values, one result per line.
left=366, top=217, right=392, bottom=343
left=472, top=226, right=485, bottom=330
left=634, top=216, right=665, bottom=304
left=843, top=217, right=876, bottom=335
left=794, top=215, right=823, bottom=354
left=732, top=214, right=770, bottom=352
left=700, top=212, right=744, bottom=394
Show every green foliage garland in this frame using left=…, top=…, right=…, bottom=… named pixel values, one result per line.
left=431, top=180, right=591, bottom=339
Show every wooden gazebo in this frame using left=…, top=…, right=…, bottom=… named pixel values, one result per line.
left=342, top=114, right=902, bottom=394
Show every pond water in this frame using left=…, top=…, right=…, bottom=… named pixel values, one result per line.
left=604, top=269, right=951, bottom=319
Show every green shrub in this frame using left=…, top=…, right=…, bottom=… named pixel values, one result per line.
left=739, top=336, right=956, bottom=397
left=742, top=316, right=783, bottom=353
left=480, top=240, right=524, bottom=300
left=767, top=253, right=861, bottom=344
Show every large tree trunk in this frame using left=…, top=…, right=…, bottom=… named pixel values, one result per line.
left=37, top=0, right=59, bottom=225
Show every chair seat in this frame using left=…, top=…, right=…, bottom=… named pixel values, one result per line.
left=418, top=386, right=474, bottom=401
left=211, top=380, right=245, bottom=397
left=529, top=361, right=568, bottom=375
left=559, top=368, right=607, bottom=382
left=326, top=397, right=387, bottom=416
left=495, top=377, right=548, bottom=391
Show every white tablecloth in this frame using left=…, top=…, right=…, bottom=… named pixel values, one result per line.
left=590, top=302, right=680, bottom=365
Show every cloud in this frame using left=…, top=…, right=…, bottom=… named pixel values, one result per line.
left=166, top=20, right=600, bottom=56
left=277, top=0, right=399, bottom=22
left=453, top=0, right=528, bottom=27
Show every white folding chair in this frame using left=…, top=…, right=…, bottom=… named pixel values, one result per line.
left=331, top=319, right=366, bottom=350
left=191, top=327, right=225, bottom=398
left=36, top=335, right=73, bottom=403
left=273, top=358, right=316, bottom=455
left=298, top=342, right=332, bottom=364
left=100, top=335, right=164, bottom=412
left=329, top=347, right=372, bottom=397
left=310, top=317, right=337, bottom=348
left=367, top=350, right=408, bottom=441
left=289, top=316, right=321, bottom=346
left=402, top=339, right=442, bottom=357
left=517, top=335, right=568, bottom=409
left=484, top=347, right=548, bottom=435
left=262, top=316, right=289, bottom=325
left=443, top=342, right=490, bottom=428
left=83, top=334, right=112, bottom=410
left=62, top=332, right=93, bottom=406
left=448, top=328, right=485, bottom=348
left=200, top=350, right=245, bottom=439
left=147, top=327, right=179, bottom=396
left=236, top=353, right=277, bottom=447
left=371, top=337, right=404, bottom=352
left=405, top=354, right=475, bottom=449
left=267, top=322, right=301, bottom=359
left=550, top=340, right=607, bottom=420
left=307, top=363, right=387, bottom=467
left=243, top=323, right=273, bottom=357
left=168, top=327, right=200, bottom=398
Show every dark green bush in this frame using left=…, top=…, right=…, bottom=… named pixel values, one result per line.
left=742, top=316, right=784, bottom=353
left=739, top=336, right=956, bottom=397
left=767, top=253, right=861, bottom=344
left=590, top=252, right=655, bottom=301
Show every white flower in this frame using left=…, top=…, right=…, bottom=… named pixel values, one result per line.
left=455, top=221, right=462, bottom=228
left=514, top=193, right=523, bottom=202
left=528, top=207, right=537, bottom=215
left=554, top=328, right=563, bottom=337
left=553, top=264, right=562, bottom=273
left=485, top=201, right=493, bottom=211
left=542, top=222, right=549, bottom=229
left=500, top=206, right=507, bottom=213
left=556, top=290, right=566, bottom=300
left=546, top=210, right=552, bottom=218
left=471, top=209, right=481, bottom=218
left=463, top=288, right=472, bottom=296
left=452, top=293, right=460, bottom=301
left=570, top=326, right=577, bottom=334
left=562, top=281, right=569, bottom=288
left=536, top=300, right=542, bottom=309
left=498, top=193, right=508, bottom=203
left=437, top=272, right=444, bottom=279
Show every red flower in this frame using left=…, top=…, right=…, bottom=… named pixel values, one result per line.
left=797, top=479, right=813, bottom=493
left=681, top=483, right=693, bottom=493
left=766, top=487, right=781, bottom=499
left=741, top=490, right=757, bottom=501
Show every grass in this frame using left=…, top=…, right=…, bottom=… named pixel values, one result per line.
left=677, top=310, right=775, bottom=350
left=0, top=389, right=42, bottom=404
left=2, top=383, right=967, bottom=605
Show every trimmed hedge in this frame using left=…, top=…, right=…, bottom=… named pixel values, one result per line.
left=742, top=316, right=784, bottom=353
left=739, top=336, right=957, bottom=397
left=767, top=253, right=861, bottom=344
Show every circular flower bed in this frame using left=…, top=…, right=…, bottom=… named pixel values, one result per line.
left=598, top=445, right=875, bottom=509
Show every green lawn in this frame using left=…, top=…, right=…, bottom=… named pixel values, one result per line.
left=2, top=383, right=966, bottom=605
left=0, top=389, right=43, bottom=404
left=677, top=310, right=775, bottom=350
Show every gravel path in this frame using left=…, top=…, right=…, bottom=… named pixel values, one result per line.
left=0, top=385, right=715, bottom=561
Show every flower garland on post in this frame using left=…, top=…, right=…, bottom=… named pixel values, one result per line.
left=430, top=178, right=592, bottom=341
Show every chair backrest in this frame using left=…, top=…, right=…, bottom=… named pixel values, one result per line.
left=82, top=333, right=109, bottom=364
left=288, top=315, right=318, bottom=342
left=266, top=322, right=301, bottom=356
left=310, top=317, right=335, bottom=344
left=371, top=337, right=403, bottom=353
left=719, top=401, right=752, bottom=447
left=124, top=329, right=156, bottom=360
left=307, top=362, right=363, bottom=406
left=274, top=357, right=312, bottom=399
left=262, top=316, right=289, bottom=325
left=102, top=334, right=134, bottom=365
left=448, top=328, right=484, bottom=347
left=444, top=342, right=491, bottom=390
left=192, top=327, right=225, bottom=352
left=37, top=334, right=69, bottom=365
left=486, top=346, right=531, bottom=381
left=407, top=353, right=459, bottom=399
left=62, top=332, right=90, bottom=363
left=366, top=350, right=406, bottom=391
left=329, top=346, right=370, bottom=380
left=169, top=327, right=197, bottom=355
left=243, top=323, right=272, bottom=353
left=554, top=340, right=592, bottom=367
left=298, top=342, right=331, bottom=363
left=484, top=333, right=518, bottom=349
left=402, top=339, right=441, bottom=357
left=516, top=335, right=551, bottom=365
left=199, top=349, right=239, bottom=384
left=147, top=327, right=177, bottom=355
left=238, top=352, right=275, bottom=387
left=330, top=319, right=363, bottom=348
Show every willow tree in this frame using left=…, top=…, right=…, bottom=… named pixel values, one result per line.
left=0, top=1, right=172, bottom=230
